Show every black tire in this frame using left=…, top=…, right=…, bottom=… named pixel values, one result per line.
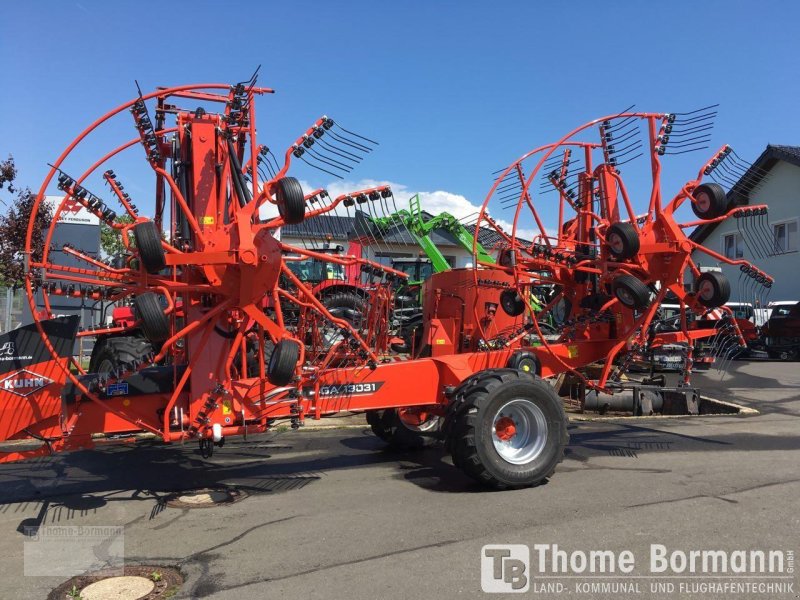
left=446, top=369, right=568, bottom=489
left=322, top=291, right=365, bottom=326
left=133, top=220, right=166, bottom=273
left=89, top=335, right=154, bottom=374
left=267, top=339, right=300, bottom=385
left=366, top=409, right=439, bottom=450
left=691, top=183, right=728, bottom=220
left=497, top=248, right=515, bottom=268
left=695, top=272, right=731, bottom=308
left=499, top=289, right=526, bottom=317
left=606, top=222, right=640, bottom=260
left=134, top=292, right=170, bottom=343
left=276, top=177, right=305, bottom=225
left=507, top=351, right=541, bottom=376
left=612, top=274, right=651, bottom=310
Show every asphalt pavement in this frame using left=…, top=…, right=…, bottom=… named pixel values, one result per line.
left=0, top=360, right=798, bottom=599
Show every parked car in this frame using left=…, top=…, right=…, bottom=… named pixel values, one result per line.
left=761, top=301, right=800, bottom=360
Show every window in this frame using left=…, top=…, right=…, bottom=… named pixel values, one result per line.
left=722, top=232, right=744, bottom=259
left=773, top=219, right=799, bottom=253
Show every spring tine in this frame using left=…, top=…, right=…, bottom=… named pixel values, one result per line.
left=673, top=110, right=717, bottom=126
left=334, top=123, right=378, bottom=146
left=298, top=155, right=343, bottom=179
left=306, top=148, right=353, bottom=173
left=667, top=123, right=715, bottom=137
left=664, top=146, right=710, bottom=156
left=317, top=138, right=363, bottom=163
left=306, top=147, right=353, bottom=172
left=326, top=130, right=372, bottom=153
left=616, top=152, right=644, bottom=167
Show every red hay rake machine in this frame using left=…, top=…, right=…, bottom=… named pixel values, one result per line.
left=0, top=79, right=773, bottom=489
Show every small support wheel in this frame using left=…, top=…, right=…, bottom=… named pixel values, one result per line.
left=499, top=289, right=526, bottom=317
left=276, top=177, right=305, bottom=225
left=446, top=369, right=568, bottom=489
left=606, top=222, right=640, bottom=260
left=690, top=183, right=729, bottom=220
left=507, top=351, right=541, bottom=375
left=612, top=274, right=651, bottom=310
left=267, top=339, right=300, bottom=385
left=695, top=271, right=731, bottom=308
left=133, top=220, right=166, bottom=273
left=134, top=292, right=170, bottom=343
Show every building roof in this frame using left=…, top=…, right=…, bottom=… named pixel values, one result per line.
left=282, top=210, right=511, bottom=250
left=689, top=144, right=800, bottom=245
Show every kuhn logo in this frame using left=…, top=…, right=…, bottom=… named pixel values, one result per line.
left=1, top=369, right=53, bottom=397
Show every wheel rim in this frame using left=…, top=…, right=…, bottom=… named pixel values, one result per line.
left=616, top=287, right=635, bottom=306
left=96, top=358, right=115, bottom=374
left=696, top=191, right=710, bottom=212
left=698, top=280, right=715, bottom=301
left=491, top=399, right=548, bottom=465
left=609, top=233, right=623, bottom=254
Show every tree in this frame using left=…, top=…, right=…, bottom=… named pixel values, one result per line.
left=0, top=156, right=53, bottom=288
left=100, top=214, right=136, bottom=258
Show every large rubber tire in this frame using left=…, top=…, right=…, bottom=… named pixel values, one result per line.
left=276, top=177, right=305, bottom=225
left=606, top=222, right=640, bottom=260
left=267, top=339, right=300, bottom=385
left=691, top=183, right=729, bottom=220
left=133, top=220, right=166, bottom=273
left=89, top=335, right=154, bottom=374
left=366, top=409, right=439, bottom=450
left=499, top=289, right=526, bottom=317
left=612, top=274, right=651, bottom=310
left=446, top=369, right=568, bottom=489
left=695, top=272, right=731, bottom=308
left=322, top=291, right=365, bottom=326
left=134, top=292, right=170, bottom=343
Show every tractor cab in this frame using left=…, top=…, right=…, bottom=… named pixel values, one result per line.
left=285, top=244, right=348, bottom=284
left=391, top=257, right=433, bottom=286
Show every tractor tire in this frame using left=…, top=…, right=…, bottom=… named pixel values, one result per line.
left=507, top=351, right=541, bottom=376
left=276, top=177, right=305, bottom=225
left=499, top=289, right=526, bottom=317
left=446, top=369, right=568, bottom=489
left=606, top=222, right=640, bottom=260
left=695, top=271, right=731, bottom=308
left=134, top=292, right=170, bottom=343
left=133, top=220, right=166, bottom=273
left=323, top=291, right=365, bottom=327
left=691, top=183, right=728, bottom=220
left=89, top=335, right=154, bottom=375
left=366, top=409, right=440, bottom=450
left=612, top=274, right=651, bottom=310
left=267, top=339, right=300, bottom=385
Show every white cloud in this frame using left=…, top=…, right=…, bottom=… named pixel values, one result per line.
left=283, top=178, right=540, bottom=242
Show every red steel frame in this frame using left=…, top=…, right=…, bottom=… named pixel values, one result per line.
left=2, top=89, right=771, bottom=464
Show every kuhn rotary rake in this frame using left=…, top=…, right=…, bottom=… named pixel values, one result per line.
left=0, top=80, right=772, bottom=489
left=471, top=107, right=775, bottom=387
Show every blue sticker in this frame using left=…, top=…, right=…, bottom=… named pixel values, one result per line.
left=107, top=382, right=129, bottom=396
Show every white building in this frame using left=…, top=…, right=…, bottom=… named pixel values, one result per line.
left=690, top=145, right=800, bottom=302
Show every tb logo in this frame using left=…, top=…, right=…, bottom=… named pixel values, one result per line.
left=481, top=544, right=529, bottom=593
left=0, top=342, right=15, bottom=357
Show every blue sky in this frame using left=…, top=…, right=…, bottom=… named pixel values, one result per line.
left=2, top=0, right=798, bottom=232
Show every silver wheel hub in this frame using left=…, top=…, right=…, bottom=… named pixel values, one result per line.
left=491, top=399, right=548, bottom=465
